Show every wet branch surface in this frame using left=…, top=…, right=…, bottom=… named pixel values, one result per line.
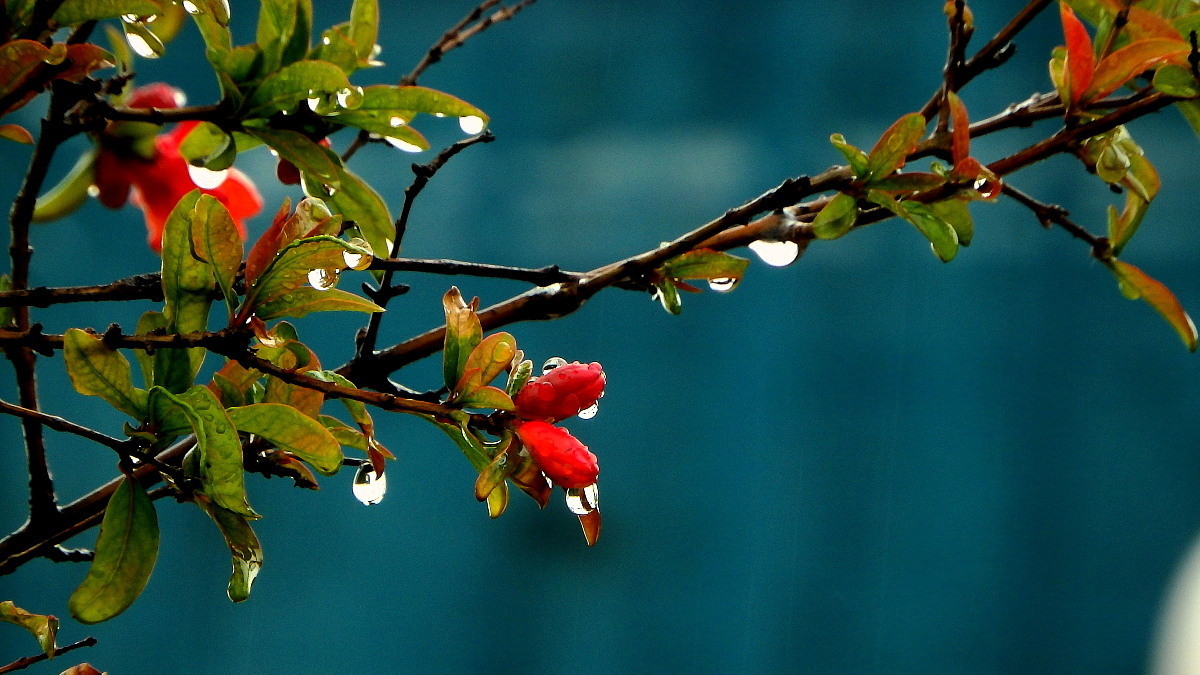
left=2, top=0, right=1194, bottom=581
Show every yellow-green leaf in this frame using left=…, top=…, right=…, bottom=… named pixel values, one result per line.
left=442, top=287, right=483, bottom=391
left=247, top=127, right=342, bottom=187
left=1108, top=259, right=1198, bottom=351
left=811, top=192, right=859, bottom=240
left=247, top=236, right=370, bottom=312
left=455, top=332, right=518, bottom=397
left=243, top=59, right=352, bottom=117
left=255, top=287, right=382, bottom=320
left=196, top=496, right=262, bottom=603
left=159, top=386, right=258, bottom=517
left=63, top=328, right=146, bottom=419
left=227, top=403, right=343, bottom=475
left=865, top=113, right=926, bottom=181
left=829, top=133, right=868, bottom=178
left=302, top=167, right=393, bottom=261
left=191, top=195, right=243, bottom=316
left=68, top=476, right=160, bottom=624
left=0, top=601, right=58, bottom=657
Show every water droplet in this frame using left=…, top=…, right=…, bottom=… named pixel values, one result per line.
left=541, top=357, right=567, bottom=374
left=389, top=116, right=406, bottom=128
left=307, top=268, right=339, bottom=291
left=565, top=483, right=599, bottom=515
left=383, top=136, right=423, bottom=153
left=181, top=0, right=201, bottom=14
left=384, top=239, right=395, bottom=255
left=125, top=32, right=159, bottom=58
left=187, top=164, right=229, bottom=190
left=748, top=239, right=800, bottom=267
left=120, top=13, right=140, bottom=23
left=322, top=35, right=332, bottom=46
left=577, top=402, right=598, bottom=420
left=433, top=112, right=447, bottom=118
left=352, top=463, right=387, bottom=505
left=306, top=96, right=321, bottom=112
left=342, top=249, right=372, bottom=271
left=257, top=332, right=283, bottom=348
left=86, top=184, right=100, bottom=197
left=708, top=277, right=738, bottom=293
left=459, top=115, right=486, bottom=135
left=143, top=13, right=157, bottom=23
left=336, top=86, right=363, bottom=109
left=973, top=177, right=988, bottom=191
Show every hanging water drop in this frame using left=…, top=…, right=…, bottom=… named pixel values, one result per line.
left=86, top=184, right=100, bottom=198
left=306, top=96, right=321, bottom=112
left=577, top=402, right=598, bottom=420
left=352, top=463, right=387, bottom=505
left=307, top=268, right=339, bottom=291
left=565, top=484, right=599, bottom=515
left=389, top=116, right=406, bottom=128
left=383, top=137, right=423, bottom=153
left=125, top=32, right=159, bottom=58
left=181, top=0, right=202, bottom=14
left=120, top=13, right=140, bottom=23
left=748, top=239, right=800, bottom=267
left=343, top=248, right=372, bottom=271
left=433, top=112, right=447, bottom=118
left=322, top=35, right=332, bottom=45
left=188, top=164, right=229, bottom=190
left=708, top=277, right=738, bottom=293
left=336, top=86, right=363, bottom=109
left=542, top=357, right=567, bottom=374
left=459, top=115, right=486, bottom=135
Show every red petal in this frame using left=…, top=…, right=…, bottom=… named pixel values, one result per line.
left=1060, top=2, right=1095, bottom=105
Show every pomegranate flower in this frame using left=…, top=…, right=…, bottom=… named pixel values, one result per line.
left=93, top=83, right=262, bottom=252
left=514, top=361, right=605, bottom=422
left=514, top=421, right=599, bottom=489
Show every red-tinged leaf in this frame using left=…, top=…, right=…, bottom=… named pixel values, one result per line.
left=1127, top=7, right=1184, bottom=42
left=56, top=43, right=114, bottom=83
left=0, top=601, right=58, bottom=657
left=1061, top=1, right=1095, bottom=105
left=1085, top=39, right=1189, bottom=102
left=865, top=113, right=926, bottom=181
left=244, top=199, right=291, bottom=286
left=0, top=40, right=62, bottom=114
left=1108, top=259, right=1198, bottom=351
left=58, top=665, right=103, bottom=675
left=867, top=173, right=947, bottom=194
left=0, top=124, right=33, bottom=144
left=578, top=509, right=601, bottom=546
left=948, top=91, right=970, bottom=165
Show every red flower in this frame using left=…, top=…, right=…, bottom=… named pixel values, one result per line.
left=514, top=421, right=599, bottom=489
left=93, top=84, right=262, bottom=252
left=514, top=361, right=605, bottom=422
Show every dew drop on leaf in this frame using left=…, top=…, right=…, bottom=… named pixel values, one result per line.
left=125, top=32, right=159, bottom=59
left=181, top=0, right=201, bottom=14
left=708, top=277, right=738, bottom=293
left=748, top=239, right=800, bottom=267
left=87, top=185, right=100, bottom=197
left=389, top=116, right=406, bottom=128
left=188, top=164, right=229, bottom=190
left=565, top=483, right=599, bottom=515
left=577, top=402, right=598, bottom=420
left=459, top=115, right=486, bottom=135
left=541, top=357, right=567, bottom=374
left=307, top=268, right=339, bottom=291
left=352, top=463, right=386, bottom=506
left=384, top=137, right=423, bottom=153
left=342, top=249, right=372, bottom=271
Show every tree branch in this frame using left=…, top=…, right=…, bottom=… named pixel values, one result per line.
left=0, top=636, right=97, bottom=674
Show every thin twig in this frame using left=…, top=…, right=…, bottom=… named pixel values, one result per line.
left=354, top=132, right=496, bottom=364
left=402, top=0, right=537, bottom=87
left=1001, top=184, right=1110, bottom=256
left=0, top=274, right=165, bottom=307
left=0, top=636, right=97, bottom=674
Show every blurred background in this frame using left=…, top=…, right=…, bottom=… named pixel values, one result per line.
left=5, top=0, right=1200, bottom=672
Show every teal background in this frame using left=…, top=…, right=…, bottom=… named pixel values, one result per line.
left=4, top=1, right=1200, bottom=672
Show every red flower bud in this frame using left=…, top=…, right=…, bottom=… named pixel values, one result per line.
left=514, top=361, right=605, bottom=422
left=514, top=421, right=599, bottom=489
left=276, top=138, right=331, bottom=185
left=125, top=83, right=185, bottom=110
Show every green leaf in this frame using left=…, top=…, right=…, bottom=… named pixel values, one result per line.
left=32, top=145, right=95, bottom=223
left=901, top=200, right=959, bottom=262
left=243, top=59, right=353, bottom=117
left=829, top=133, right=869, bottom=177
left=810, top=192, right=859, bottom=240
left=227, top=403, right=343, bottom=475
left=429, top=415, right=491, bottom=472
left=309, top=371, right=373, bottom=436
left=654, top=277, right=683, bottom=315
left=53, top=0, right=165, bottom=25
left=867, top=173, right=947, bottom=194
left=928, top=198, right=974, bottom=247
left=258, top=338, right=324, bottom=419
left=505, top=357, right=533, bottom=398
left=1107, top=259, right=1198, bottom=351
left=63, top=328, right=146, bottom=419
left=457, top=385, right=515, bottom=411
left=1108, top=194, right=1150, bottom=255
left=455, top=332, right=518, bottom=398
left=255, top=287, right=382, bottom=320
left=348, top=0, right=379, bottom=63
left=1153, top=64, right=1200, bottom=96
left=178, top=122, right=236, bottom=171
left=0, top=601, right=58, bottom=657
left=196, top=497, right=263, bottom=603
left=865, top=113, right=926, bottom=181
left=147, top=386, right=193, bottom=439
left=68, top=476, right=160, bottom=624
left=247, top=236, right=370, bottom=311
left=190, top=195, right=243, bottom=316
left=302, top=167, right=394, bottom=259
left=335, top=84, right=488, bottom=130
left=159, top=191, right=213, bottom=392
left=159, top=386, right=258, bottom=517
left=247, top=127, right=342, bottom=187
left=282, top=0, right=313, bottom=67
left=257, top=0, right=301, bottom=73
left=442, top=287, right=483, bottom=391
left=0, top=277, right=11, bottom=330
left=660, top=249, right=751, bottom=282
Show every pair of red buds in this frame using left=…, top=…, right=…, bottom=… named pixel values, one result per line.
left=511, top=361, right=604, bottom=489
